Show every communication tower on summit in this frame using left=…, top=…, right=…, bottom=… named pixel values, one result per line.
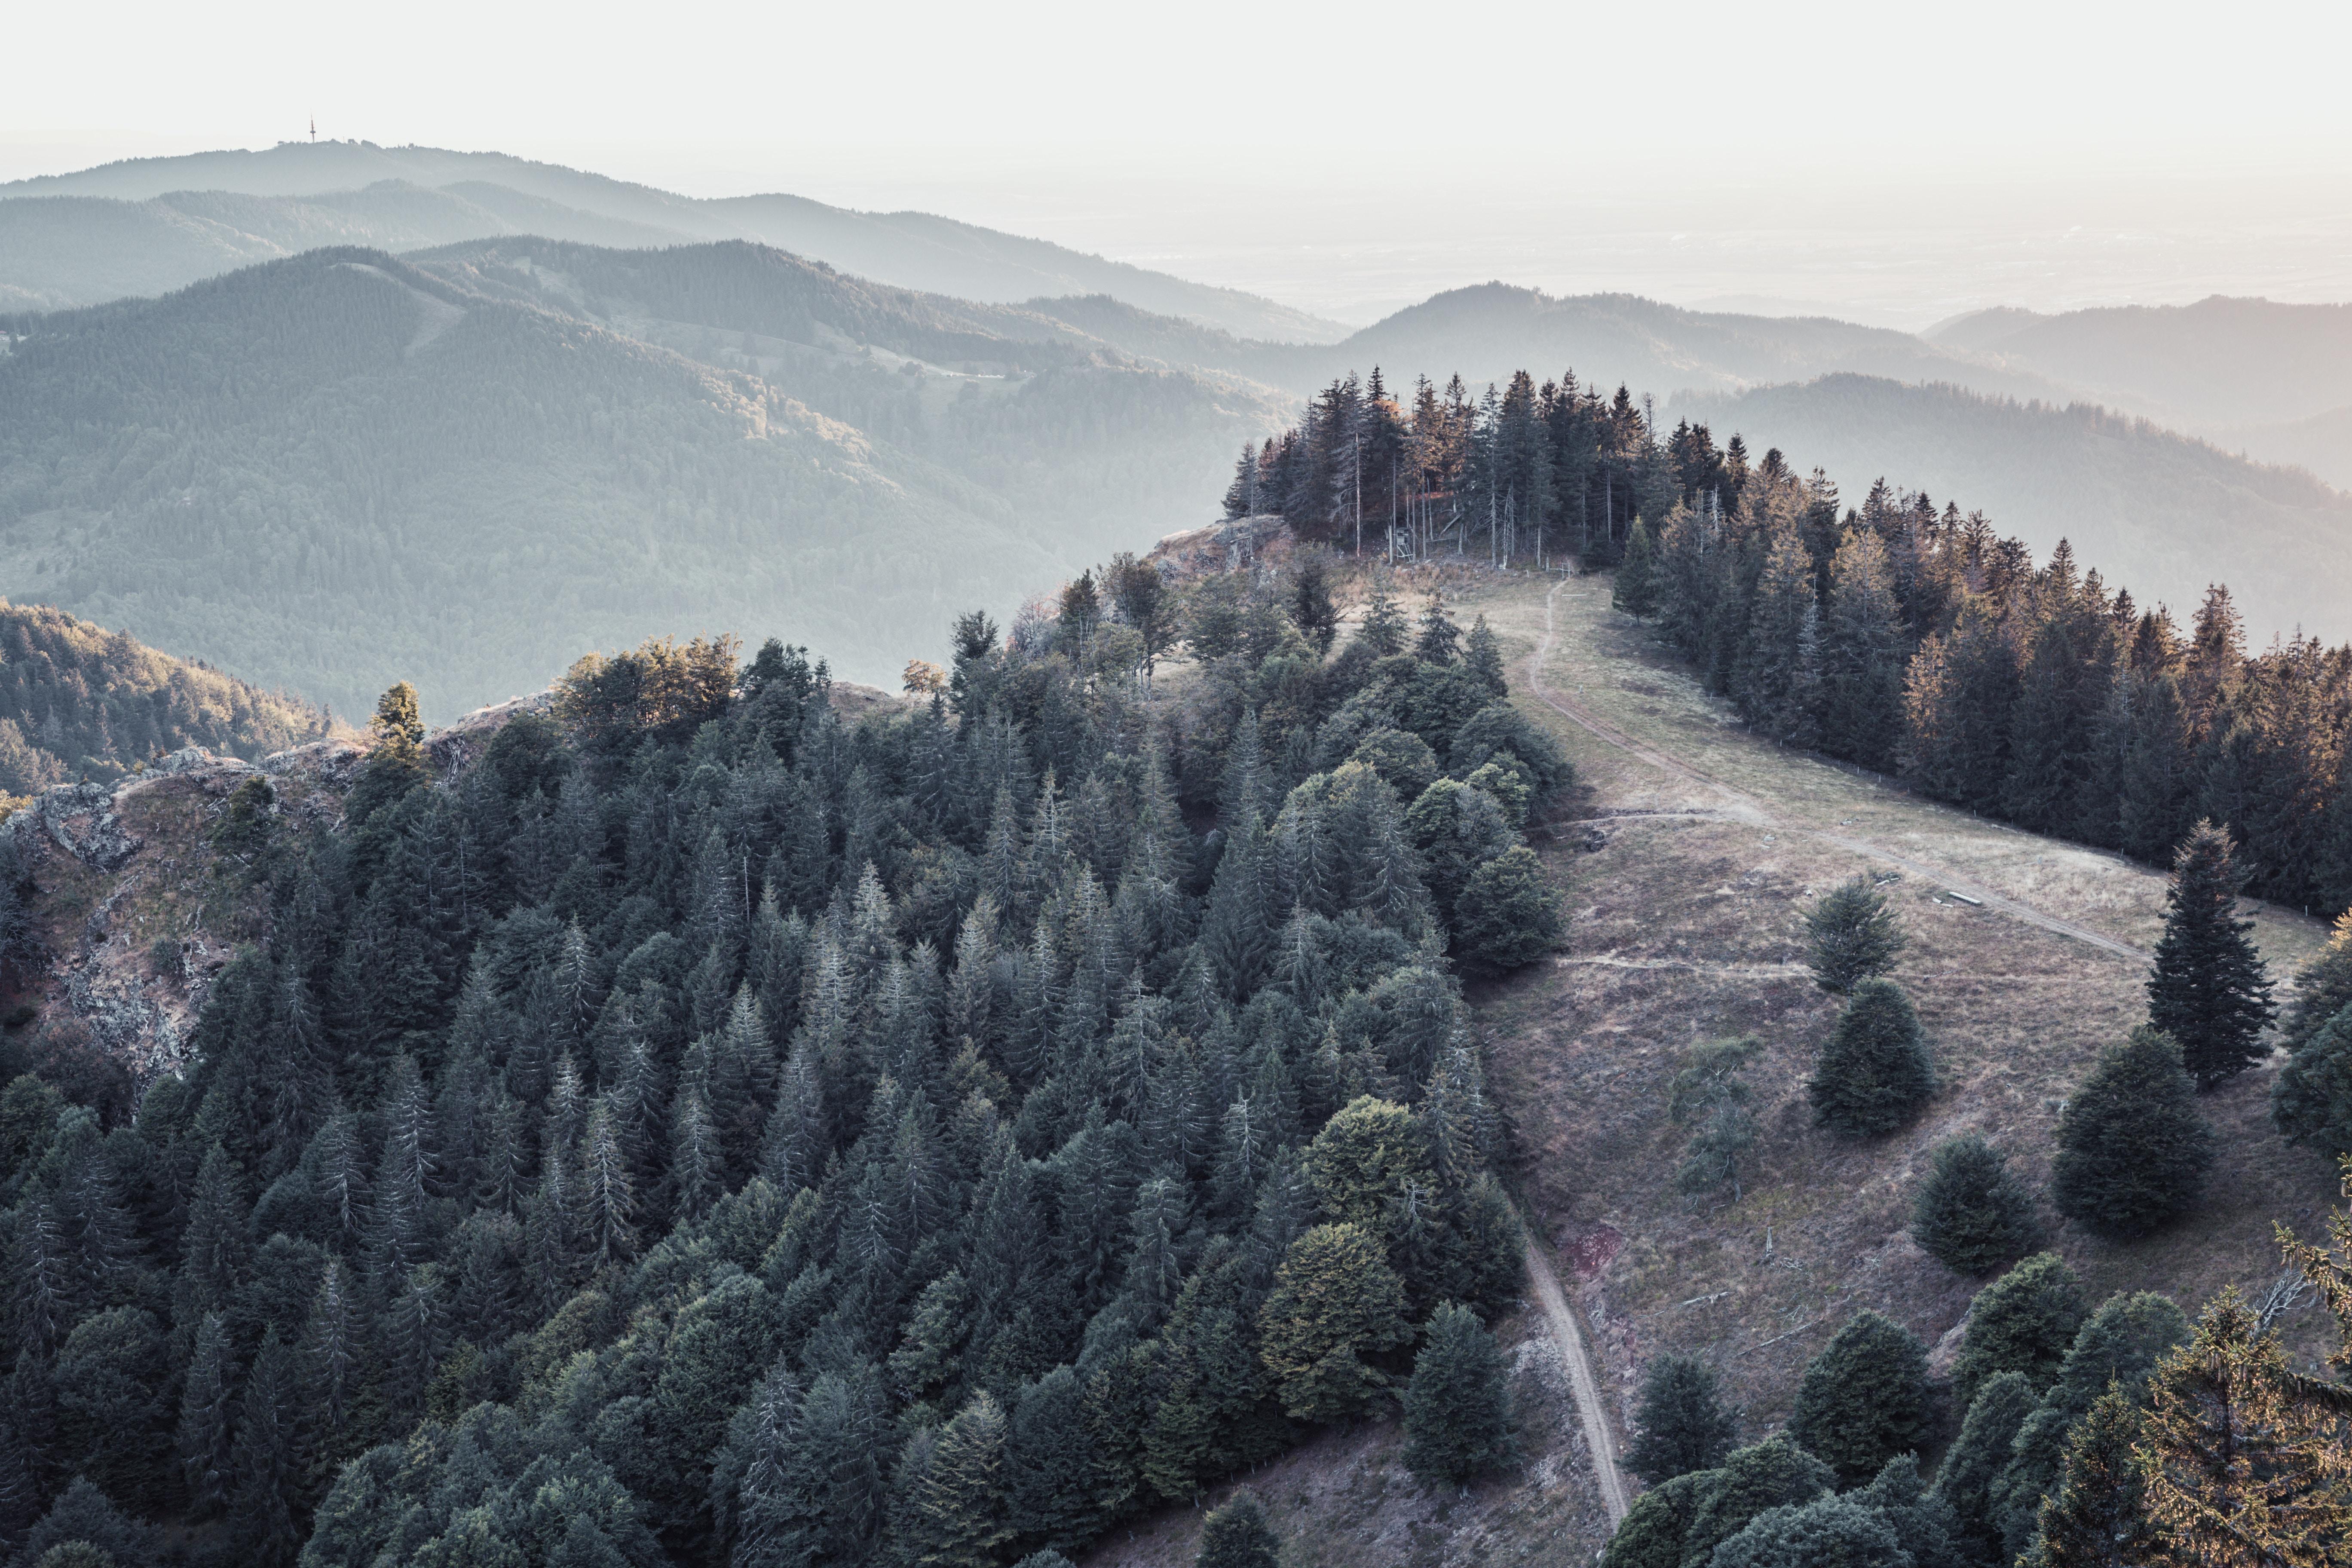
left=309, top=118, right=316, bottom=143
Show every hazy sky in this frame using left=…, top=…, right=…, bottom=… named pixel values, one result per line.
left=8, top=0, right=2350, bottom=326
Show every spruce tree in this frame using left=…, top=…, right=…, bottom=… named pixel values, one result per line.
left=2147, top=820, right=2275, bottom=1088
left=2050, top=1026, right=2214, bottom=1239
left=1357, top=578, right=1408, bottom=656
left=1006, top=1366, right=1096, bottom=1552
left=1807, top=979, right=1934, bottom=1136
left=1401, top=1302, right=1517, bottom=1486
left=227, top=1329, right=307, bottom=1568
left=1196, top=1488, right=1281, bottom=1568
left=1464, top=616, right=1508, bottom=698
left=1451, top=846, right=1564, bottom=975
left=1733, top=529, right=1823, bottom=747
left=175, top=1312, right=236, bottom=1519
left=1612, top=516, right=1661, bottom=617
left=1625, top=1352, right=1736, bottom=1483
left=2273, top=1004, right=2352, bottom=1158
left=1706, top=1494, right=1908, bottom=1568
left=1785, top=1310, right=1930, bottom=1487
left=1414, top=591, right=1461, bottom=664
left=1819, top=530, right=1910, bottom=772
left=2021, top=1388, right=2156, bottom=1568
left=1803, top=876, right=1906, bottom=994
left=2281, top=910, right=2352, bottom=1055
left=1932, top=1371, right=2035, bottom=1565
left=898, top=1390, right=1014, bottom=1568
left=1949, top=1252, right=2087, bottom=1407
left=1681, top=1439, right=1837, bottom=1565
left=1909, top=1135, right=2043, bottom=1276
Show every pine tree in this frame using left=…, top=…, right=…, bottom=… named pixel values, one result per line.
left=1401, top=1302, right=1517, bottom=1486
left=1807, top=979, right=1934, bottom=1136
left=2051, top=1026, right=2214, bottom=1239
left=1196, top=1488, right=1282, bottom=1568
left=1950, top=1252, right=2087, bottom=1408
left=2147, top=821, right=2276, bottom=1088
left=1910, top=1135, right=2043, bottom=1275
left=1803, top=876, right=1906, bottom=994
left=1626, top=1352, right=1736, bottom=1483
left=1786, top=1310, right=1930, bottom=1487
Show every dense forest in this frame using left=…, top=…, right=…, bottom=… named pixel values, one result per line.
left=1241, top=366, right=2352, bottom=918
left=0, top=602, right=329, bottom=795
left=0, top=555, right=1572, bottom=1566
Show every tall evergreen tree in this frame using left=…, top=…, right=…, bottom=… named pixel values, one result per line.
left=1803, top=876, right=1906, bottom=994
left=1400, top=1302, right=1516, bottom=1486
left=1819, top=530, right=1910, bottom=772
left=2147, top=820, right=2276, bottom=1088
left=1933, top=1371, right=2035, bottom=1565
left=1950, top=1253, right=2087, bottom=1408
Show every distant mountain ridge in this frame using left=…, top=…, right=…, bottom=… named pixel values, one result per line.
left=0, top=141, right=1350, bottom=341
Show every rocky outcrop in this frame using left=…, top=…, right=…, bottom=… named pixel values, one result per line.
left=15, top=780, right=145, bottom=871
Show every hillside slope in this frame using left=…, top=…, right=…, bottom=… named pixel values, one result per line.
left=0, top=142, right=1348, bottom=341
left=0, top=600, right=332, bottom=793
left=0, top=248, right=1071, bottom=717
left=1673, top=374, right=2352, bottom=641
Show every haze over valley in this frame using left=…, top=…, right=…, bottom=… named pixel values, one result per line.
left=2, top=10, right=2350, bottom=1568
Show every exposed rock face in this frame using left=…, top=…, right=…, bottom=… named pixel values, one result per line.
left=20, top=780, right=147, bottom=871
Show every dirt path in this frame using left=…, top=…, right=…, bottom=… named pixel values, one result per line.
left=1528, top=579, right=2151, bottom=965
left=1554, top=954, right=1810, bottom=981
left=1525, top=1238, right=1631, bottom=1524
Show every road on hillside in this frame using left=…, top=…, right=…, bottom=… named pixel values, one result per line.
left=1525, top=1238, right=1631, bottom=1524
left=1528, top=579, right=2152, bottom=965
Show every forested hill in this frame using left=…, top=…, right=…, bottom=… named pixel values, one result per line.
left=0, top=601, right=331, bottom=794
left=0, top=142, right=1348, bottom=342
left=0, top=563, right=1572, bottom=1567
left=0, top=248, right=1098, bottom=719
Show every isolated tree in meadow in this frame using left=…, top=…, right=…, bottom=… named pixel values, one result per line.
left=1786, top=1311, right=1930, bottom=1487
left=1910, top=1134, right=2043, bottom=1276
left=1807, top=979, right=1934, bottom=1136
left=1804, top=875, right=1906, bottom=994
left=2147, top=820, right=2276, bottom=1088
left=1196, top=1489, right=1282, bottom=1568
left=2050, top=1026, right=2214, bottom=1239
left=1949, top=1252, right=2088, bottom=1408
left=1401, top=1302, right=1517, bottom=1486
left=1626, top=1353, right=1736, bottom=1483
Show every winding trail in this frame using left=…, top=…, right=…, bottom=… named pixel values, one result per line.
left=1527, top=579, right=2151, bottom=965
left=1525, top=1238, right=1631, bottom=1524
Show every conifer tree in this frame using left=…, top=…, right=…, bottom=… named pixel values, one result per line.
left=1452, top=846, right=1564, bottom=975
left=1464, top=616, right=1508, bottom=698
left=1196, top=1488, right=1282, bottom=1568
left=2275, top=1003, right=2352, bottom=1159
left=1007, top=1366, right=1096, bottom=1552
left=175, top=1311, right=237, bottom=1519
left=1414, top=592, right=1461, bottom=664
left=1910, top=1135, right=2043, bottom=1276
left=1786, top=1310, right=1930, bottom=1487
left=1357, top=579, right=1408, bottom=656
left=1807, top=978, right=1934, bottom=1136
left=1933, top=1370, right=2035, bottom=1564
left=2147, top=821, right=2275, bottom=1088
left=1626, top=1352, right=1736, bottom=1484
left=1734, top=529, right=1824, bottom=747
left=303, top=1259, right=358, bottom=1461
left=1819, top=530, right=1910, bottom=772
left=1401, top=1302, right=1516, bottom=1486
left=2021, top=1388, right=2156, bottom=1568
left=2051, top=1027, right=2214, bottom=1239
left=898, top=1390, right=1014, bottom=1568
left=1613, top=517, right=1661, bottom=617
left=2282, top=912, right=2352, bottom=1056
left=1257, top=1222, right=1409, bottom=1423
left=1680, top=1438, right=1838, bottom=1565
left=227, top=1329, right=307, bottom=1568
left=1950, top=1252, right=2087, bottom=1407
left=1803, top=875, right=1905, bottom=995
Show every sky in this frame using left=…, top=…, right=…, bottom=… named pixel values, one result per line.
left=6, top=0, right=2350, bottom=327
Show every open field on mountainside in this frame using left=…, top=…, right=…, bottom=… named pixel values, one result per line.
left=1456, top=568, right=2341, bottom=1479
